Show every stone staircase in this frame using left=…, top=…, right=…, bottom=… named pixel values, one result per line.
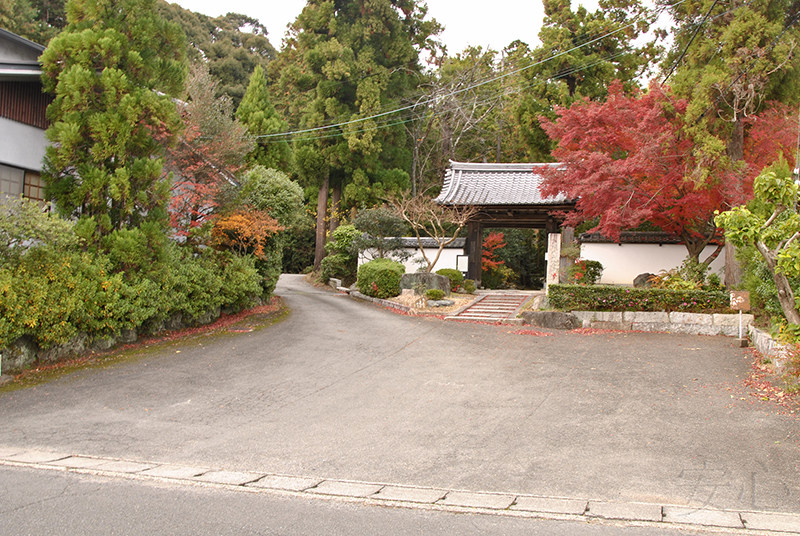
left=446, top=293, right=531, bottom=323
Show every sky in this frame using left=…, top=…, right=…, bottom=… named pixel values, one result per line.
left=169, top=0, right=584, bottom=54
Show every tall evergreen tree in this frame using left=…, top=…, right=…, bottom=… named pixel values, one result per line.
left=156, top=2, right=277, bottom=108
left=236, top=65, right=292, bottom=171
left=40, top=0, right=187, bottom=242
left=516, top=0, right=662, bottom=161
left=662, top=0, right=800, bottom=172
left=1, top=0, right=66, bottom=44
left=271, top=0, right=441, bottom=270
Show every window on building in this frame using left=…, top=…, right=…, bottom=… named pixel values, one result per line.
left=0, top=163, right=23, bottom=199
left=1, top=164, right=49, bottom=210
left=23, top=171, right=46, bottom=204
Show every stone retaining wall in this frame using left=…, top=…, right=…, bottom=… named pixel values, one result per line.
left=748, top=325, right=795, bottom=372
left=570, top=311, right=754, bottom=337
left=350, top=291, right=413, bottom=313
left=0, top=307, right=224, bottom=375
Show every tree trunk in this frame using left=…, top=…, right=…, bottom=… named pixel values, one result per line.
left=723, top=118, right=746, bottom=281
left=330, top=183, right=341, bottom=235
left=700, top=243, right=724, bottom=268
left=411, top=140, right=418, bottom=197
left=724, top=241, right=742, bottom=287
left=313, top=172, right=329, bottom=272
left=758, top=242, right=800, bottom=324
left=726, top=118, right=744, bottom=162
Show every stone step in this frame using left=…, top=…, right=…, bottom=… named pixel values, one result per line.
left=467, top=312, right=516, bottom=316
left=450, top=294, right=530, bottom=323
left=445, top=315, right=504, bottom=322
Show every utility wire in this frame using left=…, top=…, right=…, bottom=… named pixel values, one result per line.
left=261, top=49, right=634, bottom=144
left=256, top=0, right=681, bottom=140
left=661, top=0, right=720, bottom=85
left=697, top=10, right=800, bottom=122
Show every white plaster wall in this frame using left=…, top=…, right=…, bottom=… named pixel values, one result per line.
left=359, top=247, right=465, bottom=275
left=0, top=117, right=47, bottom=171
left=580, top=243, right=725, bottom=285
left=0, top=36, right=42, bottom=62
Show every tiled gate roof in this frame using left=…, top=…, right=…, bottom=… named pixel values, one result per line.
left=435, top=161, right=570, bottom=206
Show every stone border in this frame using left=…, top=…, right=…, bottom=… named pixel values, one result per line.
left=568, top=311, right=755, bottom=337
left=350, top=291, right=414, bottom=314
left=2, top=448, right=798, bottom=534
left=748, top=325, right=796, bottom=372
left=349, top=290, right=482, bottom=317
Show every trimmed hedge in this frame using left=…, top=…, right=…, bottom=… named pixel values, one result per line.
left=548, top=284, right=729, bottom=313
left=0, top=245, right=262, bottom=351
left=357, top=258, right=405, bottom=299
left=425, top=288, right=445, bottom=300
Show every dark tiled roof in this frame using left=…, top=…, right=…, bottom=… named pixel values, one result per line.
left=579, top=232, right=723, bottom=245
left=398, top=237, right=465, bottom=248
left=435, top=161, right=570, bottom=206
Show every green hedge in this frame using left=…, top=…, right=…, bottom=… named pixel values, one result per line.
left=356, top=258, right=405, bottom=299
left=436, top=268, right=464, bottom=291
left=0, top=245, right=262, bottom=350
left=548, top=284, right=729, bottom=313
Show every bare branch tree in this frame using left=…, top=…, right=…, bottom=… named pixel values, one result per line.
left=390, top=194, right=478, bottom=272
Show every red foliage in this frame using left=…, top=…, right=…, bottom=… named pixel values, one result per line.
left=482, top=231, right=506, bottom=271
left=211, top=208, right=283, bottom=258
left=167, top=122, right=246, bottom=238
left=743, top=349, right=800, bottom=414
left=743, top=101, right=799, bottom=172
left=539, top=81, right=798, bottom=260
left=510, top=329, right=553, bottom=336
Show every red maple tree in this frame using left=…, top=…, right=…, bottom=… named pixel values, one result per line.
left=482, top=231, right=506, bottom=271
left=539, top=80, right=797, bottom=266
left=164, top=65, right=254, bottom=243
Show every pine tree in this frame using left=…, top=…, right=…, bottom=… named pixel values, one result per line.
left=236, top=65, right=292, bottom=171
left=40, top=0, right=187, bottom=242
left=516, top=0, right=661, bottom=160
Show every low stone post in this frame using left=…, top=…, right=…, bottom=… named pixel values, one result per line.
left=546, top=232, right=562, bottom=289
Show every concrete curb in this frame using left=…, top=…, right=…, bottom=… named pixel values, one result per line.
left=2, top=448, right=798, bottom=534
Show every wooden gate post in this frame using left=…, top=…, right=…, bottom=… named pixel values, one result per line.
left=467, top=221, right=483, bottom=287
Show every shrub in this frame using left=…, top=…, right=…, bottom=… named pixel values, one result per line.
left=425, top=288, right=445, bottom=300
left=352, top=207, right=409, bottom=261
left=0, top=247, right=125, bottom=349
left=254, top=239, right=283, bottom=298
left=463, top=279, right=477, bottom=293
left=568, top=259, right=603, bottom=285
left=357, top=258, right=405, bottom=299
left=482, top=265, right=517, bottom=289
left=218, top=251, right=262, bottom=311
left=320, top=253, right=354, bottom=282
left=0, top=196, right=77, bottom=263
left=436, top=268, right=464, bottom=291
left=321, top=224, right=360, bottom=283
left=548, top=284, right=729, bottom=312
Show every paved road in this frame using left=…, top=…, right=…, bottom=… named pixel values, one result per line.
left=1, top=274, right=799, bottom=525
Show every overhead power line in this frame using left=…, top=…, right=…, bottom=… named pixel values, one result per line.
left=256, top=0, right=684, bottom=141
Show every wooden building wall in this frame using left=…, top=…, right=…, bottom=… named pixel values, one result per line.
left=0, top=81, right=51, bottom=129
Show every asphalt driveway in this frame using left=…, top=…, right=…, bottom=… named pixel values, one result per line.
left=0, top=274, right=798, bottom=515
